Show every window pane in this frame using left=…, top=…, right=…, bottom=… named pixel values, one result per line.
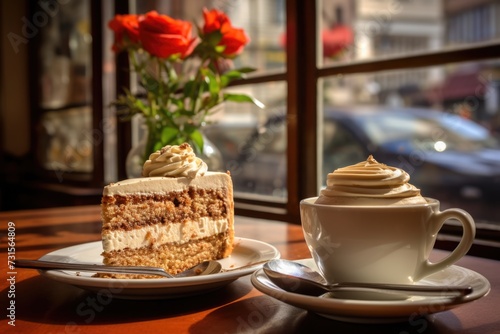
left=318, top=0, right=500, bottom=66
left=131, top=0, right=286, bottom=73
left=39, top=0, right=92, bottom=108
left=204, top=82, right=288, bottom=201
left=38, top=107, right=94, bottom=173
left=321, top=59, right=500, bottom=225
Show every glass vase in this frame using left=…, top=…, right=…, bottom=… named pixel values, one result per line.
left=125, top=126, right=223, bottom=178
left=125, top=130, right=148, bottom=178
left=195, top=134, right=223, bottom=172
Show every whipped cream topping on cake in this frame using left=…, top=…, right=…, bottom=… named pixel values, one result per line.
left=315, top=155, right=427, bottom=205
left=142, top=143, right=208, bottom=178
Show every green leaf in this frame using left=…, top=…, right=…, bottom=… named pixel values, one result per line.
left=220, top=71, right=245, bottom=87
left=232, top=67, right=257, bottom=74
left=222, top=70, right=246, bottom=79
left=183, top=80, right=196, bottom=97
left=220, top=68, right=257, bottom=87
left=153, top=141, right=164, bottom=152
left=142, top=76, right=161, bottom=95
left=134, top=99, right=149, bottom=113
left=161, top=127, right=179, bottom=145
left=223, top=93, right=265, bottom=109
left=206, top=72, right=219, bottom=95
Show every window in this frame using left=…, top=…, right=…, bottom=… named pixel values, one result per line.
left=316, top=0, right=500, bottom=258
left=118, top=0, right=500, bottom=257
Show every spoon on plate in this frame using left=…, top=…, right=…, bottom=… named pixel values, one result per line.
left=263, top=259, right=473, bottom=297
left=14, top=258, right=269, bottom=278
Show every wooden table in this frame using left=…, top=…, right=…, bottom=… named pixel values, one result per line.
left=1, top=206, right=498, bottom=333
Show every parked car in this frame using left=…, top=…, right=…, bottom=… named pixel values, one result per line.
left=227, top=106, right=500, bottom=221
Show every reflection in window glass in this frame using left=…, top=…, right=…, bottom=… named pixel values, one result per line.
left=38, top=107, right=94, bottom=173
left=447, top=2, right=500, bottom=44
left=319, top=0, right=500, bottom=66
left=321, top=60, right=500, bottom=225
left=204, top=82, right=288, bottom=201
left=39, top=0, right=92, bottom=108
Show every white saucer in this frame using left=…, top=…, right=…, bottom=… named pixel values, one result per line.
left=251, top=259, right=490, bottom=323
left=37, top=237, right=280, bottom=300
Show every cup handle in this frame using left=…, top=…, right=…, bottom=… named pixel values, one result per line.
left=415, top=208, right=476, bottom=281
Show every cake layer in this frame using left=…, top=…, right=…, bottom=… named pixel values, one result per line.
left=102, top=217, right=229, bottom=251
left=101, top=187, right=231, bottom=232
left=101, top=232, right=232, bottom=276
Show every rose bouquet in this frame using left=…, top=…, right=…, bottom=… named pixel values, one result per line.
left=108, top=9, right=262, bottom=162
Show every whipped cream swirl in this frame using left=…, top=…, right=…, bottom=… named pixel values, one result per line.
left=319, top=155, right=423, bottom=200
left=142, top=143, right=207, bottom=178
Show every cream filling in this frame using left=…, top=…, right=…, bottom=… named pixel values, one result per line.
left=102, top=217, right=229, bottom=252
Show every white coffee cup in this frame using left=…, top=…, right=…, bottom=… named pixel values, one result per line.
left=300, top=197, right=475, bottom=285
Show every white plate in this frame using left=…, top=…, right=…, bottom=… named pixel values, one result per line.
left=38, top=237, right=280, bottom=299
left=251, top=259, right=490, bottom=323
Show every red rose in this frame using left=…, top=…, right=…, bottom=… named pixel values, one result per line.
left=202, top=8, right=249, bottom=57
left=202, top=8, right=230, bottom=34
left=139, top=11, right=196, bottom=59
left=108, top=14, right=140, bottom=52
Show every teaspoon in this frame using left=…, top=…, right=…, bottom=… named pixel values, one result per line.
left=263, top=259, right=473, bottom=297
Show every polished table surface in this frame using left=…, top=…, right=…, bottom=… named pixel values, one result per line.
left=1, top=205, right=498, bottom=334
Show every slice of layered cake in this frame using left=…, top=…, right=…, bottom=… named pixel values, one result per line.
left=101, top=143, right=234, bottom=276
